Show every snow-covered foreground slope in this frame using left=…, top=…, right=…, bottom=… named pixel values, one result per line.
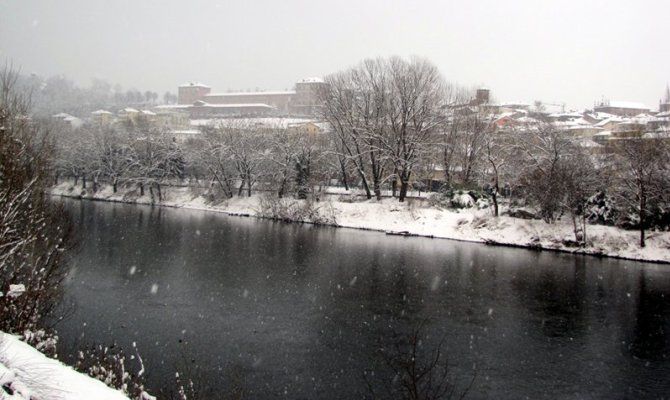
left=0, top=332, right=129, bottom=400
left=50, top=182, right=670, bottom=264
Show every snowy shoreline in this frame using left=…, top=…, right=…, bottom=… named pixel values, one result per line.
left=0, top=332, right=130, bottom=400
left=50, top=182, right=670, bottom=265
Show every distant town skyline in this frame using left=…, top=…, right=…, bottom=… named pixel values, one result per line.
left=1, top=0, right=669, bottom=111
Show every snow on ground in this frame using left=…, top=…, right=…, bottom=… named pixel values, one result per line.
left=0, top=332, right=130, bottom=400
left=50, top=181, right=670, bottom=264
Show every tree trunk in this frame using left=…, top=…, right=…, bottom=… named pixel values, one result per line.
left=361, top=176, right=372, bottom=199
left=373, top=179, right=382, bottom=201
left=639, top=190, right=646, bottom=248
left=278, top=179, right=286, bottom=198
left=139, top=183, right=144, bottom=196
left=492, top=193, right=499, bottom=217
left=156, top=183, right=162, bottom=202
left=113, top=177, right=118, bottom=193
left=399, top=181, right=408, bottom=202
left=82, top=174, right=87, bottom=189
left=247, top=178, right=252, bottom=197
left=237, top=178, right=245, bottom=197
left=398, top=171, right=411, bottom=202
left=339, top=158, right=349, bottom=191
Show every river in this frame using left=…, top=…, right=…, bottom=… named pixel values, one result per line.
left=53, top=199, right=670, bottom=399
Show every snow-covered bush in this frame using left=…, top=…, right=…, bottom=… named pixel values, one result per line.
left=427, top=188, right=487, bottom=209
left=257, top=196, right=337, bottom=225
left=451, top=191, right=475, bottom=208
left=22, top=329, right=58, bottom=358
left=616, top=203, right=670, bottom=231
left=585, top=191, right=618, bottom=226
left=75, top=342, right=153, bottom=399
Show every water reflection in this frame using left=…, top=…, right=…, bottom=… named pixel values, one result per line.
left=54, top=199, right=670, bottom=399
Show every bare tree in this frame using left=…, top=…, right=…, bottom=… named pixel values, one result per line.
left=365, top=321, right=474, bottom=400
left=128, top=118, right=185, bottom=201
left=382, top=57, right=449, bottom=202
left=558, top=143, right=602, bottom=244
left=454, top=112, right=488, bottom=186
left=321, top=62, right=381, bottom=200
left=323, top=57, right=456, bottom=202
left=0, top=66, right=71, bottom=333
left=194, top=125, right=237, bottom=199
left=612, top=136, right=669, bottom=247
left=214, top=121, right=267, bottom=197
left=92, top=125, right=134, bottom=193
left=481, top=129, right=513, bottom=217
left=513, top=123, right=574, bottom=222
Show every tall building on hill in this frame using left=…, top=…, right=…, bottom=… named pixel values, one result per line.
left=178, top=83, right=211, bottom=105
left=176, top=78, right=327, bottom=116
left=594, top=99, right=650, bottom=117
left=660, top=84, right=670, bottom=113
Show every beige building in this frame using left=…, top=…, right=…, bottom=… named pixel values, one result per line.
left=594, top=100, right=650, bottom=117
left=177, top=78, right=327, bottom=117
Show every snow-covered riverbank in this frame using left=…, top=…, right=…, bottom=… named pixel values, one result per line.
left=50, top=182, right=670, bottom=264
left=0, top=332, right=132, bottom=400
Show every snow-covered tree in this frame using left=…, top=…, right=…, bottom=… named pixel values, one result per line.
left=612, top=136, right=669, bottom=247
left=0, top=67, right=71, bottom=333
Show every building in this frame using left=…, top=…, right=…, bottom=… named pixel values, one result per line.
left=176, top=78, right=327, bottom=117
left=156, top=102, right=276, bottom=119
left=178, top=83, right=211, bottom=105
left=660, top=85, right=670, bottom=113
left=593, top=100, right=650, bottom=117
left=91, top=109, right=114, bottom=125
left=52, top=113, right=83, bottom=129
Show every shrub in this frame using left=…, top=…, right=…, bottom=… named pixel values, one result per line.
left=585, top=191, right=618, bottom=226
left=257, top=196, right=337, bottom=225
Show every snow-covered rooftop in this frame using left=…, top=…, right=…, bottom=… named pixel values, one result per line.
left=154, top=104, right=189, bottom=110
left=206, top=91, right=295, bottom=97
left=299, top=77, right=324, bottom=83
left=191, top=117, right=315, bottom=129
left=192, top=102, right=275, bottom=108
left=91, top=109, right=112, bottom=115
left=179, top=82, right=210, bottom=88
left=598, top=101, right=650, bottom=110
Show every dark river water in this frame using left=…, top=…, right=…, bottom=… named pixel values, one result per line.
left=53, top=199, right=670, bottom=399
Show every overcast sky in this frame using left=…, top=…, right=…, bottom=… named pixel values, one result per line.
left=1, top=0, right=669, bottom=109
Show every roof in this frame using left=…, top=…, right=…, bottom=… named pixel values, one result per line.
left=206, top=91, right=295, bottom=97
left=190, top=117, right=315, bottom=129
left=91, top=109, right=112, bottom=115
left=597, top=101, right=650, bottom=110
left=52, top=112, right=72, bottom=118
left=192, top=102, right=275, bottom=109
left=179, top=82, right=210, bottom=88
left=595, top=116, right=625, bottom=127
left=299, top=77, right=324, bottom=83
left=154, top=104, right=190, bottom=110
